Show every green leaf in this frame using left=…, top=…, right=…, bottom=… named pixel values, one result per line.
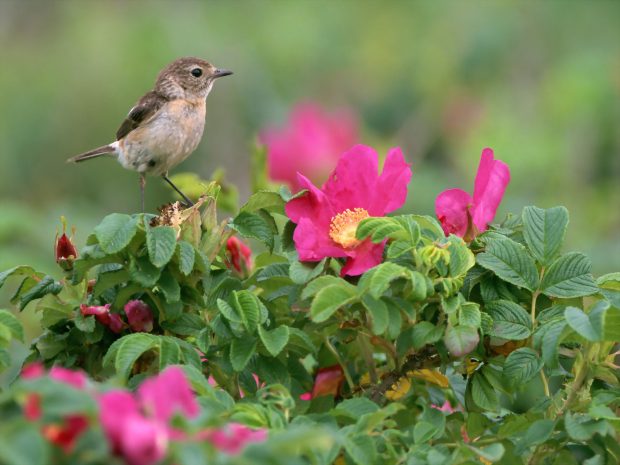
left=129, top=255, right=162, bottom=287
left=485, top=300, right=532, bottom=340
left=539, top=318, right=567, bottom=368
left=229, top=211, right=277, bottom=252
left=503, top=348, right=543, bottom=385
left=310, top=284, right=358, bottom=323
left=597, top=272, right=620, bottom=307
left=362, top=295, right=389, bottom=335
left=367, top=262, right=410, bottom=299
left=409, top=214, right=445, bottom=240
left=113, top=333, right=157, bottom=380
left=444, top=324, right=479, bottom=356
left=0, top=266, right=37, bottom=290
left=0, top=421, right=49, bottom=465
left=157, top=268, right=181, bottom=303
left=258, top=325, right=289, bottom=357
left=564, top=306, right=602, bottom=341
left=146, top=224, right=177, bottom=268
left=565, top=413, right=610, bottom=441
left=301, top=276, right=350, bottom=301
left=516, top=419, right=556, bottom=453
left=240, top=190, right=285, bottom=214
left=477, top=234, right=539, bottom=291
left=604, top=305, right=620, bottom=341
left=332, top=398, right=379, bottom=419
left=230, top=336, right=257, bottom=371
left=233, top=290, right=260, bottom=333
left=411, top=321, right=444, bottom=349
left=522, top=206, right=568, bottom=265
left=94, top=213, right=138, bottom=253
left=0, top=309, right=24, bottom=342
left=459, top=303, right=481, bottom=328
left=447, top=236, right=476, bottom=277
left=540, top=252, right=598, bottom=298
left=466, top=443, right=505, bottom=462
left=159, top=336, right=181, bottom=369
left=161, top=313, right=204, bottom=336
left=471, top=371, right=499, bottom=411
left=19, top=276, right=62, bottom=309
left=343, top=434, right=376, bottom=465
left=289, top=258, right=326, bottom=285
left=176, top=241, right=195, bottom=275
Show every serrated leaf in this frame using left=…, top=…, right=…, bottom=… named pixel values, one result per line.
left=516, top=419, right=555, bottom=453
left=564, top=306, right=602, bottom=341
left=129, top=255, right=162, bottom=287
left=367, top=262, right=410, bottom=298
left=540, top=252, right=598, bottom=298
left=0, top=265, right=37, bottom=289
left=604, top=305, right=620, bottom=341
left=565, top=413, right=610, bottom=441
left=411, top=321, right=444, bottom=349
left=230, top=336, right=257, bottom=371
left=503, top=348, right=542, bottom=385
left=310, top=284, right=358, bottom=323
left=95, top=213, right=138, bottom=253
left=362, top=295, right=389, bottom=335
left=471, top=371, right=499, bottom=410
left=240, top=190, right=285, bottom=213
left=485, top=300, right=532, bottom=340
left=466, top=443, right=505, bottom=462
left=333, top=398, right=379, bottom=419
left=301, top=275, right=350, bottom=301
left=113, top=333, right=157, bottom=380
left=343, top=434, right=376, bottom=465
left=444, top=324, right=479, bottom=356
left=157, top=268, right=181, bottom=303
left=159, top=336, right=181, bottom=369
left=233, top=291, right=260, bottom=333
left=447, top=236, right=476, bottom=277
left=176, top=241, right=195, bottom=275
left=230, top=211, right=276, bottom=252
left=0, top=309, right=24, bottom=342
left=522, top=206, right=568, bottom=265
left=539, top=318, right=567, bottom=368
left=258, top=325, right=289, bottom=357
left=477, top=235, right=539, bottom=291
left=19, top=276, right=62, bottom=309
left=146, top=224, right=177, bottom=268
left=459, top=303, right=481, bottom=328
left=289, top=258, right=326, bottom=285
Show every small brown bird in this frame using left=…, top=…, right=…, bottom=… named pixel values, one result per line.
left=67, top=57, right=232, bottom=210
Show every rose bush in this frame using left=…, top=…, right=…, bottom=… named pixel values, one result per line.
left=0, top=135, right=618, bottom=465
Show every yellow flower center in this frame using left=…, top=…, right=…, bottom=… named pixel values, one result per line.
left=329, top=208, right=370, bottom=248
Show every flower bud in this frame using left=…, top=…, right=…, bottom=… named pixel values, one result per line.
left=225, top=236, right=253, bottom=277
left=55, top=217, right=78, bottom=271
left=124, top=300, right=154, bottom=333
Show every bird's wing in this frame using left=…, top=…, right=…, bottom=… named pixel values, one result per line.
left=115, top=91, right=167, bottom=140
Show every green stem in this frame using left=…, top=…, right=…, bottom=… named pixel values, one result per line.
left=324, top=336, right=355, bottom=391
left=358, top=333, right=378, bottom=384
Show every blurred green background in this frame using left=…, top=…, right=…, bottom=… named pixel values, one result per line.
left=1, top=0, right=619, bottom=286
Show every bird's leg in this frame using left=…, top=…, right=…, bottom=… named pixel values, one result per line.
left=162, top=174, right=194, bottom=207
left=139, top=174, right=146, bottom=212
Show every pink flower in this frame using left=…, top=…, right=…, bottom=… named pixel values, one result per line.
left=206, top=423, right=268, bottom=455
left=285, top=145, right=412, bottom=276
left=435, top=148, right=510, bottom=240
left=124, top=300, right=154, bottom=333
left=99, top=367, right=199, bottom=465
left=260, top=102, right=359, bottom=191
left=225, top=236, right=253, bottom=277
left=20, top=363, right=89, bottom=453
left=80, top=304, right=124, bottom=333
left=431, top=400, right=456, bottom=414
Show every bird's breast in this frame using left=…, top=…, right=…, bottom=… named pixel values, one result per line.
left=119, top=98, right=206, bottom=175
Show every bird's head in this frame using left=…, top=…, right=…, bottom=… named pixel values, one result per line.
left=156, top=57, right=232, bottom=99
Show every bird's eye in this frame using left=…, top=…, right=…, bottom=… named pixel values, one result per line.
left=190, top=68, right=203, bottom=77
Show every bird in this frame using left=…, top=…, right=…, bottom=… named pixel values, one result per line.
left=67, top=57, right=233, bottom=210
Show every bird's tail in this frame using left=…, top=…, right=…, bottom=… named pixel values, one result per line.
left=67, top=143, right=117, bottom=163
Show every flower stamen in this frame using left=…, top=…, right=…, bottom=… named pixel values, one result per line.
left=329, top=208, right=370, bottom=248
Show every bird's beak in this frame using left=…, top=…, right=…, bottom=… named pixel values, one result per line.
left=213, top=68, right=233, bottom=79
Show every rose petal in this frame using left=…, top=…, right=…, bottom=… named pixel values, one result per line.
left=471, top=148, right=510, bottom=232
left=435, top=188, right=473, bottom=237
left=369, top=147, right=412, bottom=215
left=138, top=366, right=199, bottom=423
left=120, top=415, right=168, bottom=465
left=340, top=240, right=385, bottom=276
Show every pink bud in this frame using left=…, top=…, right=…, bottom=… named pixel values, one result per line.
left=124, top=300, right=154, bottom=333
left=225, top=236, right=253, bottom=276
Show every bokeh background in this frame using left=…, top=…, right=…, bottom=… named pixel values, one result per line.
left=1, top=0, right=619, bottom=291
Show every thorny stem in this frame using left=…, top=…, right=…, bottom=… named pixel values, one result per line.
left=324, top=336, right=355, bottom=392
left=531, top=267, right=550, bottom=397
left=558, top=352, right=590, bottom=415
